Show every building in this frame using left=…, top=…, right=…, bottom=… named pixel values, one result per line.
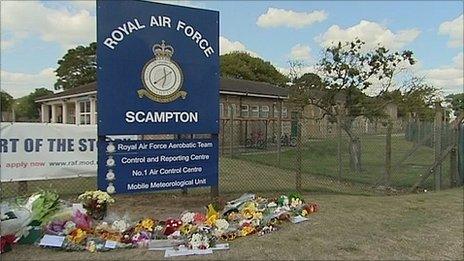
left=35, top=78, right=294, bottom=146
left=36, top=83, right=98, bottom=125
left=35, top=79, right=403, bottom=146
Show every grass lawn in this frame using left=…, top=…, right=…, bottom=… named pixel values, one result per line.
left=236, top=134, right=451, bottom=189
left=3, top=188, right=463, bottom=260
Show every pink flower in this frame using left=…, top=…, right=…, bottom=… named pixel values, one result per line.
left=193, top=213, right=206, bottom=225
left=72, top=210, right=92, bottom=230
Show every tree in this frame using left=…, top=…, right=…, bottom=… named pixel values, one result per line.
left=1, top=90, right=13, bottom=113
left=398, top=77, right=437, bottom=121
left=445, top=93, right=464, bottom=117
left=220, top=52, right=288, bottom=86
left=55, top=42, right=97, bottom=90
left=291, top=39, right=415, bottom=172
left=15, top=88, right=54, bottom=121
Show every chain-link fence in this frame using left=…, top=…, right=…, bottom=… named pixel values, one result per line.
left=2, top=108, right=463, bottom=199
left=217, top=107, right=463, bottom=196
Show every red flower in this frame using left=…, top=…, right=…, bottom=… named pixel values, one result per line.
left=164, top=219, right=182, bottom=236
left=1, top=235, right=16, bottom=253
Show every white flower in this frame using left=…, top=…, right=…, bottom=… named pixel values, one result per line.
left=214, top=219, right=229, bottom=231
left=189, top=233, right=209, bottom=249
left=112, top=220, right=129, bottom=232
left=290, top=198, right=302, bottom=208
left=267, top=202, right=277, bottom=208
left=181, top=212, right=195, bottom=224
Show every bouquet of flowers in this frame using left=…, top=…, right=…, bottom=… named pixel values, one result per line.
left=77, top=191, right=114, bottom=220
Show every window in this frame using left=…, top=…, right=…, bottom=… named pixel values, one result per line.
left=220, top=103, right=224, bottom=118
left=274, top=107, right=279, bottom=118
left=231, top=104, right=238, bottom=117
left=251, top=106, right=259, bottom=118
left=241, top=105, right=249, bottom=118
left=79, top=100, right=91, bottom=125
left=282, top=107, right=288, bottom=118
left=260, top=105, right=269, bottom=118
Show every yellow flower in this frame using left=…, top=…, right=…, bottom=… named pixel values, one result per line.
left=301, top=210, right=308, bottom=217
left=240, top=226, right=255, bottom=237
left=68, top=228, right=87, bottom=244
left=205, top=204, right=218, bottom=226
left=252, top=212, right=263, bottom=220
left=180, top=224, right=195, bottom=235
left=135, top=218, right=155, bottom=232
left=240, top=202, right=258, bottom=219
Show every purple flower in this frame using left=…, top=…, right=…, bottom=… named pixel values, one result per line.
left=45, top=220, right=67, bottom=235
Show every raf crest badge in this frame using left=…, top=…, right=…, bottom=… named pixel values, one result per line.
left=138, top=41, right=187, bottom=103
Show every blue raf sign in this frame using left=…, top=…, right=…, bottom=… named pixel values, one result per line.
left=97, top=0, right=219, bottom=194
left=97, top=0, right=219, bottom=135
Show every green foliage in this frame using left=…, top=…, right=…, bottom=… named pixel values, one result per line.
left=382, top=77, right=438, bottom=121
left=1, top=90, right=14, bottom=112
left=55, top=42, right=97, bottom=90
left=220, top=52, right=288, bottom=86
left=291, top=39, right=417, bottom=127
left=445, top=93, right=464, bottom=116
left=294, top=73, right=323, bottom=88
left=318, top=40, right=415, bottom=121
left=29, top=190, right=60, bottom=224
left=15, top=88, right=54, bottom=120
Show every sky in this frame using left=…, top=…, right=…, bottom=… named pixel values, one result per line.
left=1, top=0, right=463, bottom=98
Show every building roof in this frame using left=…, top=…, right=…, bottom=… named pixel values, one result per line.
left=36, top=78, right=288, bottom=102
left=35, top=82, right=97, bottom=102
left=220, top=78, right=288, bottom=98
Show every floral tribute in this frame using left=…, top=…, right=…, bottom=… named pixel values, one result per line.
left=77, top=191, right=115, bottom=220
left=1, top=191, right=319, bottom=254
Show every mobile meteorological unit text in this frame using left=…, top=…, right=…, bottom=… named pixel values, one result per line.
left=125, top=111, right=198, bottom=123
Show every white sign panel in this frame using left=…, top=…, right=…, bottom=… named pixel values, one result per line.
left=0, top=123, right=98, bottom=182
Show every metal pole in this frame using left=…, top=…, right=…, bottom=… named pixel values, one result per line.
left=277, top=100, right=282, bottom=166
left=296, top=111, right=302, bottom=192
left=211, top=134, right=219, bottom=199
left=337, top=114, right=342, bottom=179
left=385, top=120, right=392, bottom=185
left=434, top=103, right=442, bottom=190
left=450, top=121, right=458, bottom=187
left=229, top=104, right=234, bottom=157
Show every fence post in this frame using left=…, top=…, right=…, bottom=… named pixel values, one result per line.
left=221, top=119, right=225, bottom=156
left=416, top=120, right=421, bottom=145
left=384, top=120, right=392, bottom=185
left=296, top=111, right=302, bottom=193
left=229, top=104, right=234, bottom=157
left=277, top=100, right=282, bottom=167
left=450, top=147, right=458, bottom=187
left=337, top=114, right=342, bottom=179
left=211, top=133, right=220, bottom=199
left=434, top=103, right=443, bottom=190
left=450, top=121, right=458, bottom=187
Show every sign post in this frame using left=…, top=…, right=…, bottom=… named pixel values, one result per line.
left=97, top=0, right=219, bottom=195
